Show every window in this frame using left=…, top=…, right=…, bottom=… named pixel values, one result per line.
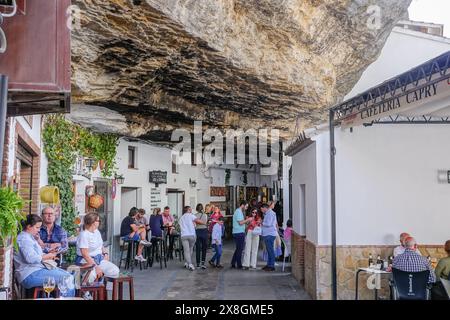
left=172, top=154, right=178, bottom=174
left=191, top=151, right=197, bottom=167
left=128, top=146, right=136, bottom=169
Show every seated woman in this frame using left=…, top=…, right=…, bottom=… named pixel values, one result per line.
left=150, top=207, right=164, bottom=242
left=432, top=240, right=450, bottom=299
left=75, top=213, right=119, bottom=283
left=13, top=214, right=75, bottom=296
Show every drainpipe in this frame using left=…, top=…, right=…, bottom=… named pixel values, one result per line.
left=0, top=74, right=8, bottom=186
left=329, top=109, right=337, bottom=300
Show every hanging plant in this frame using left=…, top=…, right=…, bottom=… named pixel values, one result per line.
left=0, top=187, right=26, bottom=249
left=42, top=115, right=119, bottom=262
left=242, top=171, right=248, bottom=186
left=225, top=169, right=231, bottom=186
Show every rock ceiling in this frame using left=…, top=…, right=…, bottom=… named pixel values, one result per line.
left=69, top=0, right=411, bottom=144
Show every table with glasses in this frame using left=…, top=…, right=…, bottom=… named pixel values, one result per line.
left=355, top=267, right=392, bottom=300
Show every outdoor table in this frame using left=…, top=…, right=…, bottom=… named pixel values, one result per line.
left=355, top=267, right=391, bottom=300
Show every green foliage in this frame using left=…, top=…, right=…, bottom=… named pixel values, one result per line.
left=0, top=187, right=26, bottom=248
left=42, top=115, right=119, bottom=261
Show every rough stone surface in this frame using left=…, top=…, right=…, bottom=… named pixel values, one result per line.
left=70, top=0, right=411, bottom=142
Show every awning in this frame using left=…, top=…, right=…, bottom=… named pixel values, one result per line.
left=333, top=51, right=450, bottom=127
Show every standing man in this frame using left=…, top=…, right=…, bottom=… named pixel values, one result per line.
left=38, top=206, right=68, bottom=254
left=231, top=201, right=253, bottom=269
left=260, top=203, right=277, bottom=271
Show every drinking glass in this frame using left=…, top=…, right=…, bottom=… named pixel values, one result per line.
left=58, top=276, right=71, bottom=298
left=43, top=276, right=56, bottom=299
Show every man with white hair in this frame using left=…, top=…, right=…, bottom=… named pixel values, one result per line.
left=393, top=232, right=421, bottom=257
left=393, top=237, right=435, bottom=283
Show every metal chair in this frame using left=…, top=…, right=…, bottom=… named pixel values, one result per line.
left=391, top=268, right=431, bottom=300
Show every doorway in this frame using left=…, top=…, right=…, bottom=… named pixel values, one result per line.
left=93, top=180, right=113, bottom=243
left=167, top=189, right=185, bottom=218
left=120, top=187, right=140, bottom=222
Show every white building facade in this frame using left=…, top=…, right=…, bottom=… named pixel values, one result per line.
left=287, top=26, right=450, bottom=299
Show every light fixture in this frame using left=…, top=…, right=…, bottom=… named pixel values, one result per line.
left=115, top=174, right=125, bottom=185
left=189, top=178, right=197, bottom=188
left=84, top=157, right=95, bottom=171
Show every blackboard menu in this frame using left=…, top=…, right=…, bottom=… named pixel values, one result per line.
left=149, top=171, right=167, bottom=184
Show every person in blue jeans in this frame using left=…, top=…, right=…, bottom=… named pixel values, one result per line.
left=14, top=214, right=75, bottom=297
left=260, top=203, right=278, bottom=271
left=209, top=218, right=225, bottom=268
left=231, top=201, right=253, bottom=269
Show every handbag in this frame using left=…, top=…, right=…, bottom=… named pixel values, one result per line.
left=252, top=226, right=262, bottom=236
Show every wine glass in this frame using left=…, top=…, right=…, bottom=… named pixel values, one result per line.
left=43, top=276, right=56, bottom=299
left=58, top=276, right=71, bottom=298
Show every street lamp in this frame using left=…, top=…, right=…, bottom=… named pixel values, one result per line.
left=189, top=178, right=197, bottom=188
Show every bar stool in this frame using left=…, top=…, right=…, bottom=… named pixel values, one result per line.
left=150, top=236, right=167, bottom=269
left=118, top=239, right=145, bottom=272
left=104, top=275, right=134, bottom=300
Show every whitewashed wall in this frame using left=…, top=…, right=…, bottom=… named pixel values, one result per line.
left=291, top=143, right=318, bottom=244
left=315, top=125, right=450, bottom=246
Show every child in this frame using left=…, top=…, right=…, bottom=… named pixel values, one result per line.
left=284, top=219, right=293, bottom=258
left=208, top=217, right=224, bottom=268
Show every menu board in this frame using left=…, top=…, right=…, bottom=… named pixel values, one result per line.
left=150, top=188, right=161, bottom=209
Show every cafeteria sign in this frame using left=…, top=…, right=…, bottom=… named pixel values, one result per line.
left=341, top=75, right=450, bottom=128
left=149, top=171, right=167, bottom=186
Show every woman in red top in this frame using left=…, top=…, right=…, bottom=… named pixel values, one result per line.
left=243, top=208, right=262, bottom=270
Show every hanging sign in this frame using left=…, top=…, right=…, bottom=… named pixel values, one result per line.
left=341, top=75, right=450, bottom=128
left=149, top=171, right=167, bottom=185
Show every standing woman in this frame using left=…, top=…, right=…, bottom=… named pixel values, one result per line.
left=242, top=208, right=262, bottom=270
left=179, top=206, right=207, bottom=271
left=76, top=213, right=119, bottom=283
left=14, top=214, right=76, bottom=296
left=195, top=203, right=208, bottom=269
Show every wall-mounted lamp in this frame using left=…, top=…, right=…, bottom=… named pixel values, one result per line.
left=115, top=174, right=125, bottom=185
left=189, top=178, right=197, bottom=188
left=437, top=170, right=450, bottom=184
left=84, top=157, right=96, bottom=171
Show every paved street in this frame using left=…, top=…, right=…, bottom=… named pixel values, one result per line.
left=113, top=241, right=310, bottom=300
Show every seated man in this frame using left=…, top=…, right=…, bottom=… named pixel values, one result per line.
left=394, top=232, right=421, bottom=257
left=393, top=237, right=435, bottom=284
left=38, top=207, right=68, bottom=255
left=120, top=208, right=150, bottom=262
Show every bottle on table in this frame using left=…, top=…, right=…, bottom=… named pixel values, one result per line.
left=376, top=255, right=383, bottom=270
left=368, top=253, right=373, bottom=268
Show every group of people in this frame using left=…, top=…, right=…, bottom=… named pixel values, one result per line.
left=14, top=207, right=120, bottom=297
left=392, top=232, right=450, bottom=299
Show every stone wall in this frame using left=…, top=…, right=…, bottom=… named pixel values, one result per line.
left=295, top=239, right=447, bottom=300
left=304, top=239, right=317, bottom=299
left=317, top=245, right=447, bottom=300
left=291, top=232, right=305, bottom=283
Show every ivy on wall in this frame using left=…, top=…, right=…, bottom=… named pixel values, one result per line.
left=42, top=115, right=119, bottom=261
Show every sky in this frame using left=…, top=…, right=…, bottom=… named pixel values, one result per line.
left=408, top=0, right=450, bottom=37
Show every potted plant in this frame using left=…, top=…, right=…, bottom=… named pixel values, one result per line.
left=0, top=187, right=26, bottom=249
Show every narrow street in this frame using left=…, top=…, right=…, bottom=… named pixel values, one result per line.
left=115, top=241, right=310, bottom=300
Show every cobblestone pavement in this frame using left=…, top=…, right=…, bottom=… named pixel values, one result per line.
left=113, top=241, right=310, bottom=300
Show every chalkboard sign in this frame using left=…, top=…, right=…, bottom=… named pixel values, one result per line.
left=149, top=171, right=167, bottom=185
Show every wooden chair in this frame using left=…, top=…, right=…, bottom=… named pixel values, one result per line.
left=104, top=275, right=134, bottom=300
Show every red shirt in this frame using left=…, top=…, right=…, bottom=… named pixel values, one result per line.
left=247, top=217, right=261, bottom=231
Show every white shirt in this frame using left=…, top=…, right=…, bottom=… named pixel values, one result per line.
left=179, top=213, right=197, bottom=237
left=393, top=245, right=422, bottom=257
left=76, top=229, right=103, bottom=257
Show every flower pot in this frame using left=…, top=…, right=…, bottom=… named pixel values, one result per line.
left=39, top=186, right=60, bottom=204
left=88, top=194, right=104, bottom=209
